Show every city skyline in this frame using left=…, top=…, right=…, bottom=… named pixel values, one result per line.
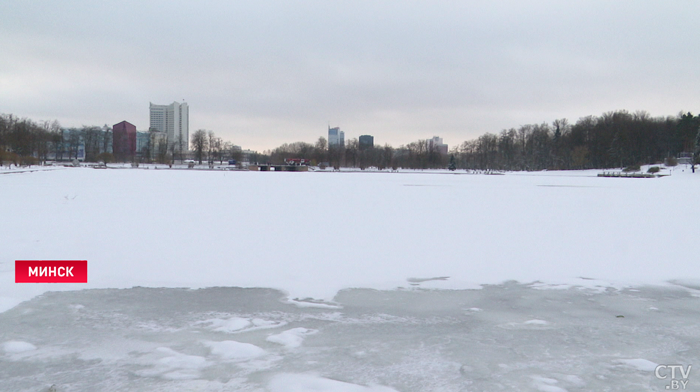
left=2, top=2, right=700, bottom=152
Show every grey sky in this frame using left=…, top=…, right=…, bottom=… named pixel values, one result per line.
left=1, top=1, right=699, bottom=152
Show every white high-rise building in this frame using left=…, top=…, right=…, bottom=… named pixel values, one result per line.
left=149, top=101, right=189, bottom=152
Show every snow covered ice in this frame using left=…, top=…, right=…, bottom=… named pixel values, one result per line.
left=1, top=284, right=699, bottom=391
left=1, top=166, right=699, bottom=391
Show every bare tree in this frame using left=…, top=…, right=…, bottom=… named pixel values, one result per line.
left=67, top=128, right=81, bottom=160
left=314, top=136, right=327, bottom=164
left=81, top=126, right=102, bottom=162
left=191, top=129, right=208, bottom=164
left=51, top=127, right=64, bottom=162
left=344, top=138, right=359, bottom=167
left=102, top=124, right=112, bottom=155
left=212, top=137, right=223, bottom=163
left=207, top=131, right=216, bottom=163
left=225, top=142, right=242, bottom=162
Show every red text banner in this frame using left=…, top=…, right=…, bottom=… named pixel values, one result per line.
left=15, top=260, right=88, bottom=283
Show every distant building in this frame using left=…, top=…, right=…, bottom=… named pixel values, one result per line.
left=151, top=131, right=168, bottom=160
left=136, top=132, right=150, bottom=154
left=241, top=149, right=257, bottom=164
left=136, top=130, right=168, bottom=160
left=359, top=135, right=374, bottom=150
left=46, top=128, right=112, bottom=161
left=150, top=101, right=189, bottom=152
left=113, top=121, right=137, bottom=159
left=328, top=126, right=345, bottom=148
left=429, top=136, right=448, bottom=154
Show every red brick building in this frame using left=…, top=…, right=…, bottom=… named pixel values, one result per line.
left=113, top=121, right=137, bottom=160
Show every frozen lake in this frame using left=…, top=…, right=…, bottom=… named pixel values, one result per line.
left=1, top=283, right=698, bottom=391
left=1, top=166, right=699, bottom=390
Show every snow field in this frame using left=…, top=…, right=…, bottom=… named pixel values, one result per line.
left=1, top=166, right=699, bottom=312
left=1, top=167, right=699, bottom=391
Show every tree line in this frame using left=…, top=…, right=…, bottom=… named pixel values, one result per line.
left=3, top=110, right=700, bottom=170
left=190, top=129, right=244, bottom=164
left=0, top=114, right=237, bottom=166
left=261, top=110, right=700, bottom=171
left=455, top=111, right=700, bottom=171
left=260, top=137, right=448, bottom=170
left=0, top=114, right=128, bottom=165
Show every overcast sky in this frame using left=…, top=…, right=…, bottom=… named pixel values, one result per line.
left=2, top=1, right=699, bottom=151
